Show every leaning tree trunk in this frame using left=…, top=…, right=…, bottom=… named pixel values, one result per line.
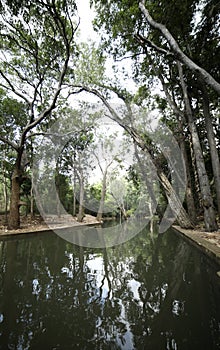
left=200, top=82, right=220, bottom=217
left=178, top=63, right=217, bottom=231
left=131, top=125, right=194, bottom=229
left=134, top=144, right=164, bottom=221
left=158, top=171, right=194, bottom=229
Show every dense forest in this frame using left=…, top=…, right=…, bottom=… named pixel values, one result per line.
left=0, top=0, right=219, bottom=233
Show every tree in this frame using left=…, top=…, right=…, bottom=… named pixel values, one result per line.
left=91, top=0, right=219, bottom=231
left=92, top=0, right=220, bottom=94
left=72, top=84, right=194, bottom=230
left=138, top=0, right=220, bottom=95
left=56, top=106, right=96, bottom=221
left=92, top=131, right=124, bottom=222
left=178, top=62, right=217, bottom=231
left=109, top=177, right=128, bottom=222
left=0, top=0, right=78, bottom=229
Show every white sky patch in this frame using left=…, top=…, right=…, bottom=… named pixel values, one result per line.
left=76, top=0, right=98, bottom=42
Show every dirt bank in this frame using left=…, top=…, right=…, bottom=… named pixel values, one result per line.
left=0, top=214, right=100, bottom=237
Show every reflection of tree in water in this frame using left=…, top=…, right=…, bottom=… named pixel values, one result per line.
left=125, top=232, right=191, bottom=349
left=0, top=235, right=96, bottom=349
left=0, top=229, right=220, bottom=349
left=119, top=230, right=220, bottom=349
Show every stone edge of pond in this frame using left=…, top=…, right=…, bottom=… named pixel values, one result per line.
left=0, top=221, right=102, bottom=237
left=172, top=225, right=220, bottom=266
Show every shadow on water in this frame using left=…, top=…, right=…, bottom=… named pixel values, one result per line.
left=0, top=222, right=220, bottom=349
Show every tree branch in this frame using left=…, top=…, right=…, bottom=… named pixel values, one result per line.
left=139, top=0, right=220, bottom=95
left=26, top=129, right=81, bottom=139
left=0, top=70, right=32, bottom=105
left=135, top=33, right=174, bottom=57
left=0, top=136, right=19, bottom=151
left=69, top=84, right=147, bottom=151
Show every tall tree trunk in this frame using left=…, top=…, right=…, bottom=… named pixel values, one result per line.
left=179, top=139, right=197, bottom=224
left=97, top=168, right=107, bottom=222
left=29, top=137, right=34, bottom=218
left=3, top=175, right=8, bottom=224
left=188, top=132, right=202, bottom=211
left=77, top=174, right=84, bottom=222
left=200, top=82, right=220, bottom=217
left=178, top=63, right=217, bottom=231
left=56, top=190, right=61, bottom=218
left=157, top=72, right=196, bottom=224
left=73, top=185, right=76, bottom=217
left=8, top=164, right=21, bottom=230
left=55, top=169, right=61, bottom=218
left=2, top=155, right=9, bottom=225
left=30, top=177, right=34, bottom=218
left=8, top=148, right=28, bottom=230
left=72, top=154, right=77, bottom=216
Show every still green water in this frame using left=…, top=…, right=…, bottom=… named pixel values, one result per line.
left=0, top=225, right=219, bottom=350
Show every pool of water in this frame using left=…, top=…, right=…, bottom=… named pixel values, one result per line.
left=0, top=225, right=220, bottom=349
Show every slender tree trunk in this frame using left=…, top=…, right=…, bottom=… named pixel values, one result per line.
left=30, top=178, right=34, bottom=218
left=178, top=63, right=217, bottom=231
left=110, top=190, right=127, bottom=222
left=179, top=139, right=197, bottom=224
left=55, top=169, right=61, bottom=218
left=188, top=131, right=202, bottom=211
left=3, top=177, right=8, bottom=224
left=72, top=154, right=77, bottom=216
left=120, top=202, right=127, bottom=221
left=97, top=169, right=107, bottom=222
left=56, top=190, right=61, bottom=218
left=73, top=185, right=76, bottom=217
left=200, top=82, right=220, bottom=217
left=77, top=175, right=85, bottom=222
left=2, top=158, right=8, bottom=225
left=30, top=137, right=34, bottom=218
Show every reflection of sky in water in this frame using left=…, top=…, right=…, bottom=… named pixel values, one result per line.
left=86, top=255, right=135, bottom=349
left=128, top=279, right=141, bottom=301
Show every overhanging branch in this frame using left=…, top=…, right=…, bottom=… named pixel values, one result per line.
left=0, top=136, right=19, bottom=151
left=139, top=0, right=220, bottom=95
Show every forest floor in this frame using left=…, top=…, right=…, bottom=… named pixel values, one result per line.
left=0, top=214, right=100, bottom=236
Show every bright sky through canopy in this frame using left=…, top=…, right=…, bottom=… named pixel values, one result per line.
left=76, top=0, right=97, bottom=41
